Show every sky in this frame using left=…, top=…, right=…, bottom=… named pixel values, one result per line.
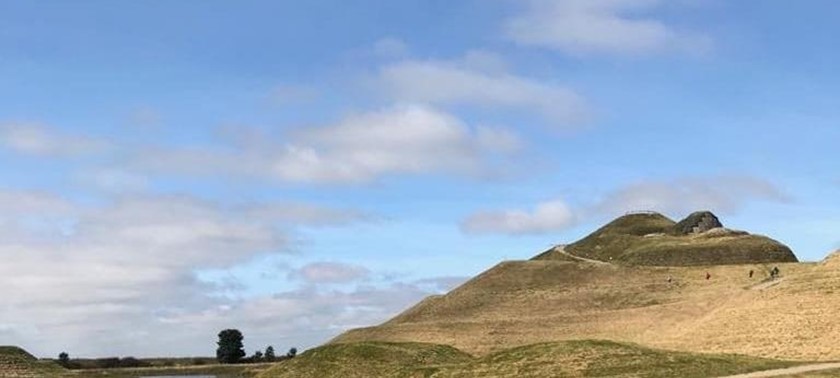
left=1, top=0, right=838, bottom=358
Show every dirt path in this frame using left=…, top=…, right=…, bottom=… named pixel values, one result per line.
left=716, top=362, right=840, bottom=378
left=551, top=246, right=611, bottom=265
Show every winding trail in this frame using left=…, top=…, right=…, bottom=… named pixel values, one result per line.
left=551, top=245, right=611, bottom=265
left=716, top=362, right=840, bottom=377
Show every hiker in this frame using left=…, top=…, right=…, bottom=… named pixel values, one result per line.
left=705, top=272, right=711, bottom=280
left=749, top=270, right=754, bottom=278
left=667, top=276, right=672, bottom=284
left=772, top=266, right=780, bottom=278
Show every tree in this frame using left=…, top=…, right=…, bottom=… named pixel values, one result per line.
left=264, top=346, right=275, bottom=361
left=286, top=347, right=297, bottom=358
left=58, top=352, right=70, bottom=367
left=216, top=329, right=246, bottom=364
left=252, top=350, right=263, bottom=362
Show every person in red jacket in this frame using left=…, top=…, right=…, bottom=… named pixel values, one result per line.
left=705, top=272, right=711, bottom=280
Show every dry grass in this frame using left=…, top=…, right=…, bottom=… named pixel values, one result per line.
left=0, top=346, right=67, bottom=378
left=257, top=341, right=472, bottom=378
left=257, top=340, right=800, bottom=378
left=333, top=253, right=839, bottom=362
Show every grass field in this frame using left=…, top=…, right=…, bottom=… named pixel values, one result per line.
left=0, top=346, right=273, bottom=378
left=71, top=362, right=272, bottom=377
left=257, top=340, right=802, bottom=378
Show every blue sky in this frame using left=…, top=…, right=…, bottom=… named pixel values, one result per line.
left=1, top=0, right=838, bottom=358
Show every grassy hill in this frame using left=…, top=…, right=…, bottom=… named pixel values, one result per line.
left=333, top=247, right=840, bottom=362
left=256, top=342, right=472, bottom=378
left=0, top=346, right=67, bottom=378
left=257, top=340, right=799, bottom=378
left=537, top=212, right=798, bottom=266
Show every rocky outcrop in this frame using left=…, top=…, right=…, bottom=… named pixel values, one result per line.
left=672, top=211, right=723, bottom=235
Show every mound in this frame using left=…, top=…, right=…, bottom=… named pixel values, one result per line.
left=258, top=340, right=797, bottom=378
left=539, top=211, right=798, bottom=266
left=333, top=254, right=840, bottom=361
left=0, top=346, right=66, bottom=377
left=821, top=250, right=840, bottom=268
left=434, top=340, right=796, bottom=378
left=257, top=342, right=472, bottom=378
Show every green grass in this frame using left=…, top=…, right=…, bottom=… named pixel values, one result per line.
left=541, top=212, right=798, bottom=266
left=258, top=341, right=472, bottom=378
left=440, top=340, right=798, bottom=378
left=257, top=340, right=803, bottom=378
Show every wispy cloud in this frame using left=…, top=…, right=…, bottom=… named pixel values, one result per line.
left=591, top=176, right=791, bottom=216
left=288, top=262, right=371, bottom=284
left=461, top=200, right=575, bottom=235
left=0, top=122, right=110, bottom=157
left=505, top=0, right=712, bottom=56
left=460, top=176, right=789, bottom=235
left=372, top=37, right=410, bottom=59
left=133, top=104, right=523, bottom=184
left=378, top=52, right=589, bottom=125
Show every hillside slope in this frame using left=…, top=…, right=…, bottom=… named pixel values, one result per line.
left=537, top=212, right=797, bottom=266
left=333, top=252, right=839, bottom=361
left=661, top=251, right=840, bottom=361
left=0, top=346, right=67, bottom=378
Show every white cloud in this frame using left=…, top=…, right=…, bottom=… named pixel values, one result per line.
left=243, top=203, right=371, bottom=227
left=0, top=189, right=74, bottom=216
left=135, top=104, right=522, bottom=184
left=378, top=54, right=588, bottom=124
left=460, top=176, right=789, bottom=235
left=289, top=262, right=371, bottom=284
left=412, top=276, right=469, bottom=292
left=591, top=176, right=791, bottom=216
left=462, top=200, right=576, bottom=235
left=0, top=122, right=110, bottom=157
left=505, top=0, right=712, bottom=56
left=273, top=104, right=515, bottom=183
left=0, top=190, right=372, bottom=357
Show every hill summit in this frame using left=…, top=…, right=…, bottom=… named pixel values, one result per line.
left=535, top=211, right=797, bottom=266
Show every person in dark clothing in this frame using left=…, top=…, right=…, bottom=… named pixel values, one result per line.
left=749, top=270, right=754, bottom=278
left=706, top=272, right=711, bottom=280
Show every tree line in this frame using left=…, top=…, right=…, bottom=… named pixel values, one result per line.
left=56, top=328, right=297, bottom=369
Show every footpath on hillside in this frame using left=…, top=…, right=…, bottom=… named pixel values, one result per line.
left=551, top=245, right=611, bottom=265
left=716, top=362, right=840, bottom=378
